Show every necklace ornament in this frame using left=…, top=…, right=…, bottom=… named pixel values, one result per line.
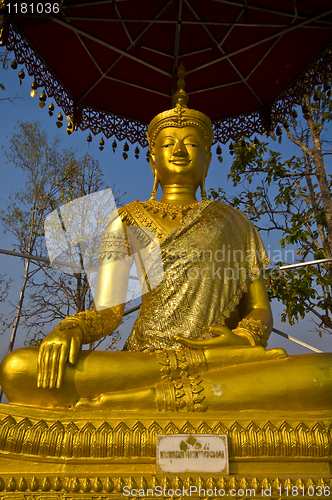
left=141, top=200, right=199, bottom=223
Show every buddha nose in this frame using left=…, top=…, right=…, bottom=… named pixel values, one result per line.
left=173, top=139, right=188, bottom=157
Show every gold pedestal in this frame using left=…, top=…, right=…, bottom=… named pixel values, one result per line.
left=0, top=403, right=331, bottom=498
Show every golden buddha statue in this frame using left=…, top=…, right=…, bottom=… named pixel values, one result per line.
left=1, top=67, right=332, bottom=414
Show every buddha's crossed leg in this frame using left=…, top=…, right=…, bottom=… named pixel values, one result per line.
left=2, top=346, right=331, bottom=412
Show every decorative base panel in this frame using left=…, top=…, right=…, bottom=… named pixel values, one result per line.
left=0, top=404, right=331, bottom=498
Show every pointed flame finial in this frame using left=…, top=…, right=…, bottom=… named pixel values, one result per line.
left=147, top=63, right=213, bottom=152
left=172, top=63, right=189, bottom=108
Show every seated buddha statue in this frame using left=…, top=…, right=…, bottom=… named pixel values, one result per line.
left=1, top=69, right=332, bottom=413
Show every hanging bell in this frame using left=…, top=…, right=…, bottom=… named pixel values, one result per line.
left=99, top=138, right=105, bottom=151
left=253, top=136, right=259, bottom=144
left=56, top=112, right=63, bottom=128
left=39, top=91, right=47, bottom=108
left=30, top=82, right=38, bottom=98
left=291, top=109, right=298, bottom=118
left=18, top=69, right=25, bottom=85
left=135, top=146, right=139, bottom=159
left=313, top=93, right=320, bottom=102
left=11, top=60, right=17, bottom=70
left=87, top=133, right=92, bottom=143
left=66, top=116, right=75, bottom=135
left=276, top=126, right=282, bottom=136
left=283, top=122, right=289, bottom=130
left=48, top=102, right=54, bottom=116
left=216, top=145, right=222, bottom=155
left=122, top=142, right=129, bottom=160
left=229, top=142, right=234, bottom=156
left=112, top=140, right=117, bottom=153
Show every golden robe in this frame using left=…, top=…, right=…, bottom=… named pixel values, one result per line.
left=103, top=200, right=270, bottom=351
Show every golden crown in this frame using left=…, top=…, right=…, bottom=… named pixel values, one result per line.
left=146, top=64, right=214, bottom=151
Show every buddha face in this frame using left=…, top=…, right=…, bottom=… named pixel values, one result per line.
left=150, top=126, right=211, bottom=190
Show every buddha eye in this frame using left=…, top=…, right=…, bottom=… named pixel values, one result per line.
left=160, top=143, right=174, bottom=149
left=185, top=143, right=199, bottom=147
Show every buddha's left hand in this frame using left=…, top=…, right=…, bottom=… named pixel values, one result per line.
left=174, top=325, right=250, bottom=348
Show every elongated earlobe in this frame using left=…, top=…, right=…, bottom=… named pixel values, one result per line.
left=150, top=173, right=159, bottom=200
left=200, top=177, right=207, bottom=201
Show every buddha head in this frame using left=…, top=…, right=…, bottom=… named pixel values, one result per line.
left=146, top=65, right=213, bottom=201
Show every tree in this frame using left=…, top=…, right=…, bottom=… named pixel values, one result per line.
left=0, top=273, right=11, bottom=324
left=1, top=122, right=124, bottom=353
left=0, top=49, right=8, bottom=91
left=21, top=154, right=123, bottom=350
left=1, top=122, right=76, bottom=354
left=1, top=4, right=11, bottom=85
left=0, top=49, right=19, bottom=103
left=210, top=78, right=332, bottom=336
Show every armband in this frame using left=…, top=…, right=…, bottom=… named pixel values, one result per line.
left=233, top=318, right=268, bottom=348
left=58, top=306, right=122, bottom=345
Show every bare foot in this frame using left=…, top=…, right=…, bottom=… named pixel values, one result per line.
left=73, top=396, right=102, bottom=410
left=267, top=347, right=288, bottom=359
left=74, top=387, right=156, bottom=411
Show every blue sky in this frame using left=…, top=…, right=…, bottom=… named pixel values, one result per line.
left=0, top=53, right=331, bottom=376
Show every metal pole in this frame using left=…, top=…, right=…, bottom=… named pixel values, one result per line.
left=267, top=257, right=332, bottom=272
left=272, top=328, right=323, bottom=353
left=0, top=247, right=139, bottom=279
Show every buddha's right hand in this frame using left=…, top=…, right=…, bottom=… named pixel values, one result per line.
left=37, top=325, right=83, bottom=389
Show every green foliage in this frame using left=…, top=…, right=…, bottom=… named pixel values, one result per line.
left=266, top=265, right=332, bottom=327
left=210, top=79, right=332, bottom=336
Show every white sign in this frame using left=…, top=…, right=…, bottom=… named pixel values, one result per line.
left=156, top=434, right=229, bottom=474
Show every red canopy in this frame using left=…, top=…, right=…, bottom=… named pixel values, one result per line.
left=1, top=0, right=332, bottom=145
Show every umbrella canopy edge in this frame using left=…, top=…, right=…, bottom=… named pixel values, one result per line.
left=2, top=21, right=332, bottom=146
